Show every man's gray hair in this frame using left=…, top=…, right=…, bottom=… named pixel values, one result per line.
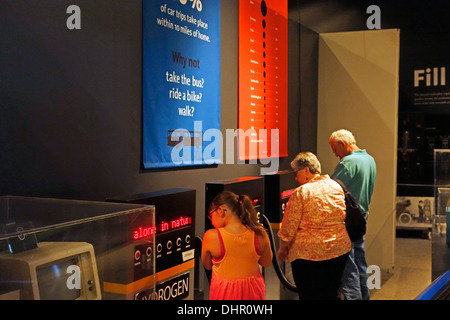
left=329, top=129, right=356, bottom=145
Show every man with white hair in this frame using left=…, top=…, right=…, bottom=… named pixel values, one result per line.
left=329, top=129, right=376, bottom=300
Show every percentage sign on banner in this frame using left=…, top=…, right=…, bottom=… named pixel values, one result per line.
left=180, top=0, right=202, bottom=12
left=190, top=0, right=202, bottom=12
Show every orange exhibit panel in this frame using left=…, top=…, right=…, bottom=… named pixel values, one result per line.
left=238, top=0, right=288, bottom=161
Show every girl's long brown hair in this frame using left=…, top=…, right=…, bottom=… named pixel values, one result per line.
left=209, top=191, right=266, bottom=236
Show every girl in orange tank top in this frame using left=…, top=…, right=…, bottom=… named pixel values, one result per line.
left=201, top=191, right=272, bottom=300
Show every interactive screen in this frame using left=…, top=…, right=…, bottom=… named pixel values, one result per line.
left=281, top=189, right=295, bottom=199
left=280, top=188, right=295, bottom=219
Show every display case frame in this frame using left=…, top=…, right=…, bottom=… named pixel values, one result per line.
left=0, top=196, right=155, bottom=300
left=432, top=150, right=450, bottom=280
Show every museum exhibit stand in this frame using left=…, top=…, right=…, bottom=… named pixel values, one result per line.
left=0, top=196, right=155, bottom=300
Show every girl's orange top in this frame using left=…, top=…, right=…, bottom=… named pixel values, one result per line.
left=209, top=227, right=265, bottom=300
left=278, top=174, right=351, bottom=262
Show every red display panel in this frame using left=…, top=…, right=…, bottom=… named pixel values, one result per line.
left=133, top=216, right=192, bottom=240
left=238, top=0, right=288, bottom=161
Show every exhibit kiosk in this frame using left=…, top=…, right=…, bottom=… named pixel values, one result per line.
left=0, top=196, right=155, bottom=300
left=204, top=176, right=298, bottom=299
left=107, top=188, right=196, bottom=300
left=205, top=177, right=263, bottom=232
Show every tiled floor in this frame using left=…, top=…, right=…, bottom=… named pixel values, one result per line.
left=370, top=236, right=432, bottom=300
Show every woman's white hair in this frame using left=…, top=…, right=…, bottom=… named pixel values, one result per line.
left=290, top=152, right=321, bottom=174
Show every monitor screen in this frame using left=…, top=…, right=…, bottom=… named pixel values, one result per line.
left=36, top=257, right=80, bottom=300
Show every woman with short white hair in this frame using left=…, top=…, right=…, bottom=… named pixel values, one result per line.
left=277, top=151, right=351, bottom=300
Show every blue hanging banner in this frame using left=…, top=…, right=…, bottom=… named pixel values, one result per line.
left=142, top=0, right=221, bottom=169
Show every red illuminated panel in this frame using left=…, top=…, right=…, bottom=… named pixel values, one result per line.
left=159, top=216, right=192, bottom=232
left=133, top=216, right=192, bottom=240
left=252, top=197, right=262, bottom=207
left=238, top=0, right=288, bottom=161
left=133, top=226, right=156, bottom=240
left=281, top=188, right=296, bottom=199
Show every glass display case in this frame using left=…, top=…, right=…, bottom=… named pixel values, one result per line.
left=436, top=188, right=450, bottom=243
left=432, top=150, right=450, bottom=280
left=0, top=196, right=155, bottom=300
left=434, top=149, right=450, bottom=234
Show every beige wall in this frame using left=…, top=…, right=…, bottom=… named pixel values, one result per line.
left=317, top=29, right=400, bottom=271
